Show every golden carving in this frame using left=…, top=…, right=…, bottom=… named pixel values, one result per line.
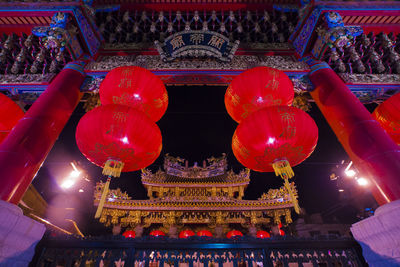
left=95, top=155, right=297, bottom=229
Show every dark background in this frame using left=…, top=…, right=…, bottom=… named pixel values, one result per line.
left=32, top=85, right=377, bottom=235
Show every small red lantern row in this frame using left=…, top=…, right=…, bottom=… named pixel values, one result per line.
left=197, top=230, right=213, bottom=237
left=226, top=230, right=243, bottom=238
left=150, top=230, right=166, bottom=237
left=179, top=230, right=195, bottom=239
left=256, top=230, right=270, bottom=239
left=122, top=230, right=136, bottom=238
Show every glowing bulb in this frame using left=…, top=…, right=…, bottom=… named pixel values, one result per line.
left=61, top=179, right=75, bottom=189
left=70, top=170, right=81, bottom=178
left=79, top=189, right=84, bottom=193
left=121, top=137, right=129, bottom=144
left=345, top=169, right=356, bottom=177
left=338, top=189, right=344, bottom=192
left=357, top=177, right=369, bottom=186
left=256, top=96, right=263, bottom=103
left=134, top=94, right=140, bottom=99
left=267, top=137, right=275, bottom=144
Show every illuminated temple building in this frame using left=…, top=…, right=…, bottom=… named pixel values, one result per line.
left=0, top=0, right=399, bottom=266
left=96, top=154, right=295, bottom=236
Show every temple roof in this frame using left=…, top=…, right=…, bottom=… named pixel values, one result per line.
left=141, top=154, right=250, bottom=186
left=95, top=182, right=296, bottom=211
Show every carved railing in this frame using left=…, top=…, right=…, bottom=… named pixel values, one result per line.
left=324, top=32, right=400, bottom=75
left=30, top=234, right=367, bottom=267
left=96, top=9, right=298, bottom=48
left=0, top=33, right=71, bottom=76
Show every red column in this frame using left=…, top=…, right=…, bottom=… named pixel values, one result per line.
left=0, top=62, right=85, bottom=204
left=308, top=61, right=400, bottom=205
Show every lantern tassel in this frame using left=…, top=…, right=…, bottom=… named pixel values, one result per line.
left=283, top=178, right=300, bottom=214
left=95, top=176, right=111, bottom=219
left=272, top=159, right=294, bottom=179
left=102, top=159, right=124, bottom=178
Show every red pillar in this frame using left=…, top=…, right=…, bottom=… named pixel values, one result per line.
left=0, top=62, right=85, bottom=204
left=308, top=61, right=400, bottom=205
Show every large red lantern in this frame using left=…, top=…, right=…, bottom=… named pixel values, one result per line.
left=99, top=66, right=168, bottom=122
left=232, top=106, right=318, bottom=213
left=150, top=230, right=166, bottom=237
left=76, top=104, right=162, bottom=174
left=256, top=230, right=270, bottom=239
left=225, top=66, right=294, bottom=123
left=122, top=230, right=136, bottom=238
left=372, top=93, right=400, bottom=145
left=0, top=93, right=24, bottom=143
left=179, top=230, right=195, bottom=239
left=226, top=230, right=243, bottom=238
left=76, top=104, right=162, bottom=218
left=197, top=230, right=213, bottom=237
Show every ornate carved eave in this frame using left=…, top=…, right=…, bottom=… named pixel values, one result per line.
left=339, top=73, right=400, bottom=84
left=98, top=200, right=294, bottom=211
left=0, top=74, right=56, bottom=84
left=85, top=55, right=310, bottom=71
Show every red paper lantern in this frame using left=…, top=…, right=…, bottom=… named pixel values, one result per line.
left=256, top=230, right=270, bottom=239
left=150, top=230, right=166, bottom=237
left=122, top=230, right=136, bottom=238
left=226, top=230, right=243, bottom=238
left=197, top=230, right=213, bottom=237
left=279, top=229, right=285, bottom=236
left=232, top=106, right=318, bottom=173
left=179, top=230, right=195, bottom=238
left=0, top=93, right=24, bottom=143
left=225, top=66, right=294, bottom=123
left=372, top=93, right=400, bottom=144
left=76, top=104, right=162, bottom=173
left=232, top=106, right=318, bottom=214
left=99, top=66, right=168, bottom=122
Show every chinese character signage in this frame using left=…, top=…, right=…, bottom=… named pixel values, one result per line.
left=155, top=31, right=240, bottom=62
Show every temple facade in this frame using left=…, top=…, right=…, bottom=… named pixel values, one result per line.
left=0, top=0, right=399, bottom=266
left=95, top=154, right=295, bottom=237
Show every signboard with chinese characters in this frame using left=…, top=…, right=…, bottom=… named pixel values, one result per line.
left=155, top=31, right=239, bottom=62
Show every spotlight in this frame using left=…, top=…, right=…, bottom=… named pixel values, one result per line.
left=70, top=170, right=81, bottom=178
left=357, top=177, right=369, bottom=186
left=345, top=169, right=356, bottom=177
left=61, top=179, right=75, bottom=189
left=344, top=161, right=356, bottom=177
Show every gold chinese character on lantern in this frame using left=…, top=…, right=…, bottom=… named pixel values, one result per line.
left=280, top=125, right=297, bottom=139
left=121, top=69, right=132, bottom=78
left=227, top=86, right=240, bottom=106
left=233, top=135, right=250, bottom=159
left=190, top=33, right=204, bottom=45
left=118, top=78, right=132, bottom=88
left=264, top=70, right=279, bottom=91
left=207, top=35, right=225, bottom=49
left=170, top=35, right=185, bottom=50
left=280, top=112, right=295, bottom=124
left=113, top=111, right=127, bottom=123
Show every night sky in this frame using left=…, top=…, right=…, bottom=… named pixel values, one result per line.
left=32, top=85, right=377, bottom=235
